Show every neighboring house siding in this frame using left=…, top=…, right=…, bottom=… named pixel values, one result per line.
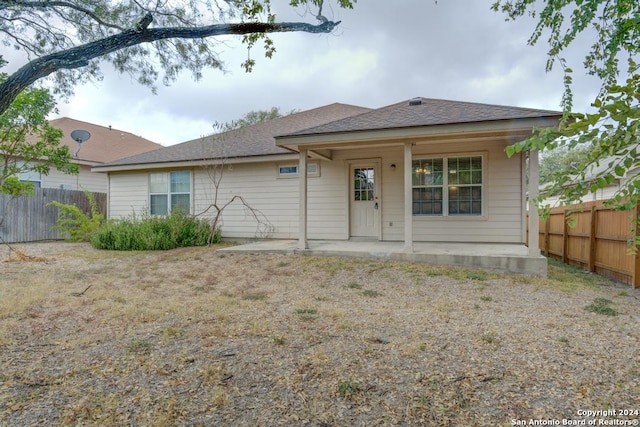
left=18, top=161, right=108, bottom=193
left=543, top=183, right=621, bottom=207
left=542, top=164, right=639, bottom=207
left=44, top=165, right=108, bottom=193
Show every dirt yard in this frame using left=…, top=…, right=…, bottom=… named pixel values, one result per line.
left=0, top=242, right=639, bottom=426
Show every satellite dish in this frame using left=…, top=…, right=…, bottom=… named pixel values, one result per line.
left=70, top=129, right=91, bottom=157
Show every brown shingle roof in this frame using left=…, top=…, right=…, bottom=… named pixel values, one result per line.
left=40, top=118, right=163, bottom=164
left=101, top=103, right=371, bottom=167
left=282, top=97, right=563, bottom=137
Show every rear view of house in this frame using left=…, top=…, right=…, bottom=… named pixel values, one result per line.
left=94, top=97, right=562, bottom=275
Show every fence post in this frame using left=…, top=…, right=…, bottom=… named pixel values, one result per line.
left=562, top=208, right=569, bottom=264
left=589, top=206, right=597, bottom=272
left=633, top=201, right=640, bottom=288
left=544, top=216, right=550, bottom=256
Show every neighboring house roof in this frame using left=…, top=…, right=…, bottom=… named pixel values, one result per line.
left=98, top=103, right=371, bottom=169
left=35, top=117, right=163, bottom=165
left=281, top=97, right=562, bottom=137
left=579, top=153, right=640, bottom=182
left=541, top=149, right=640, bottom=195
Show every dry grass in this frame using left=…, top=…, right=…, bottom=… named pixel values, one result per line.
left=0, top=242, right=639, bottom=426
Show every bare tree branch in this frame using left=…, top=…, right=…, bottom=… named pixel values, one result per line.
left=194, top=131, right=274, bottom=240
left=0, top=18, right=340, bottom=114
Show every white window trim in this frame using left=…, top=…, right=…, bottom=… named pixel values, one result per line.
left=149, top=171, right=192, bottom=215
left=412, top=152, right=487, bottom=218
left=277, top=161, right=320, bottom=178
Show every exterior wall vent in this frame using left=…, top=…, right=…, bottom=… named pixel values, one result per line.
left=409, top=98, right=422, bottom=106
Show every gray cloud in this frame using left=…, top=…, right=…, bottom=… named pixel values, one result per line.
left=47, top=0, right=601, bottom=145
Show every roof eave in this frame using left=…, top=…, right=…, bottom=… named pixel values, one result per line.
left=91, top=152, right=300, bottom=173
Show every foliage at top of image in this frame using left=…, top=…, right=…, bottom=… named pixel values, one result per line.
left=494, top=0, right=639, bottom=211
left=0, top=0, right=353, bottom=115
left=90, top=210, right=219, bottom=251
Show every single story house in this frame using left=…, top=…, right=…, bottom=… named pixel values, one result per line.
left=93, top=98, right=562, bottom=274
left=21, top=117, right=162, bottom=193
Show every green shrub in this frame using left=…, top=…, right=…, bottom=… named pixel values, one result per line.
left=1, top=176, right=35, bottom=196
left=90, top=210, right=219, bottom=251
left=48, top=190, right=105, bottom=241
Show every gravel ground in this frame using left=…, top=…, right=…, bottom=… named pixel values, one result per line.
left=0, top=242, right=639, bottom=427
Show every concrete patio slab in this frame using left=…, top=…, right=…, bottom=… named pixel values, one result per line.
left=218, top=240, right=547, bottom=277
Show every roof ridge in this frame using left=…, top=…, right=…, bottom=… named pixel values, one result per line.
left=393, top=97, right=561, bottom=114
left=279, top=97, right=563, bottom=138
left=50, top=117, right=156, bottom=141
left=97, top=102, right=371, bottom=168
left=180, top=102, right=371, bottom=144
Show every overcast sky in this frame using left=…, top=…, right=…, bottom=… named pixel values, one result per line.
left=42, top=0, right=601, bottom=146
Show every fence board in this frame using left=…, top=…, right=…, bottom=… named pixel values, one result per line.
left=0, top=188, right=106, bottom=243
left=537, top=200, right=639, bottom=288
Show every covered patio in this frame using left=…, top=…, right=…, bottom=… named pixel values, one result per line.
left=218, top=240, right=547, bottom=277
left=271, top=98, right=552, bottom=274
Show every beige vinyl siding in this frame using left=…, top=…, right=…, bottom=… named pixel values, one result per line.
left=307, top=159, right=347, bottom=239
left=37, top=164, right=108, bottom=193
left=105, top=138, right=524, bottom=244
left=109, top=163, right=298, bottom=238
left=380, top=150, right=405, bottom=241
left=108, top=172, right=150, bottom=218
left=191, top=161, right=348, bottom=239
left=79, top=167, right=109, bottom=193
left=193, top=163, right=299, bottom=239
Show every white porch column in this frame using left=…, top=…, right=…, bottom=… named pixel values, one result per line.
left=528, top=149, right=541, bottom=256
left=298, top=149, right=308, bottom=250
left=404, top=142, right=413, bottom=252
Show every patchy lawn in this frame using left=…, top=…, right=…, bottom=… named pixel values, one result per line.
left=1, top=242, right=639, bottom=427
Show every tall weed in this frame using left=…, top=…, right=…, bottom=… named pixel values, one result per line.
left=90, top=210, right=218, bottom=250
left=48, top=190, right=105, bottom=241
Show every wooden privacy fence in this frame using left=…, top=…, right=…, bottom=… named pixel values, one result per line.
left=537, top=200, right=640, bottom=288
left=0, top=188, right=106, bottom=243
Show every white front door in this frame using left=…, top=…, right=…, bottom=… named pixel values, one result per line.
left=350, top=163, right=380, bottom=238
